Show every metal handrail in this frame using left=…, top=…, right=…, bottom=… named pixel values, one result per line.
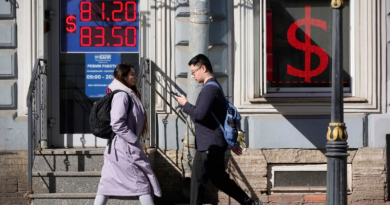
left=27, top=59, right=47, bottom=194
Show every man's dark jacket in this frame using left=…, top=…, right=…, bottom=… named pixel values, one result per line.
left=183, top=78, right=228, bottom=152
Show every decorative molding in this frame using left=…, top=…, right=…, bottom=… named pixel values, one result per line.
left=176, top=12, right=226, bottom=22
left=0, top=0, right=16, bottom=19
left=233, top=0, right=256, bottom=107
left=249, top=97, right=367, bottom=104
left=386, top=0, right=390, bottom=114
left=154, top=1, right=175, bottom=113
left=175, top=41, right=227, bottom=49
left=176, top=71, right=228, bottom=78
left=0, top=51, right=17, bottom=79
left=327, top=123, right=348, bottom=141
left=331, top=0, right=344, bottom=9
left=0, top=81, right=17, bottom=110
left=0, top=22, right=17, bottom=48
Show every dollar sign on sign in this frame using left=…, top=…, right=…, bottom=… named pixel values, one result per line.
left=287, top=6, right=328, bottom=83
left=66, top=15, right=76, bottom=33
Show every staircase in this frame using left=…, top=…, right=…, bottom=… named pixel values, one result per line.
left=29, top=148, right=152, bottom=205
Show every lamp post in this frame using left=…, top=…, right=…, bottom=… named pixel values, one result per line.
left=181, top=0, right=210, bottom=197
left=326, top=0, right=349, bottom=204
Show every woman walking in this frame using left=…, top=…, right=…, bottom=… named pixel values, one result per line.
left=94, top=63, right=161, bottom=205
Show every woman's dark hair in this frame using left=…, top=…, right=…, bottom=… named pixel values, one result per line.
left=113, top=63, right=148, bottom=138
left=188, top=54, right=213, bottom=73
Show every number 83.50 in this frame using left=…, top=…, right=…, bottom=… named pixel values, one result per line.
left=80, top=26, right=136, bottom=47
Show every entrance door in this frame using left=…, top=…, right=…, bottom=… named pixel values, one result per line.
left=48, top=0, right=140, bottom=148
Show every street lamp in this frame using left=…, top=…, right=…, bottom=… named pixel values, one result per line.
left=325, top=0, right=349, bottom=205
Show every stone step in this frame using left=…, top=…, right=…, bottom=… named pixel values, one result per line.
left=30, top=193, right=141, bottom=205
left=32, top=148, right=157, bottom=172
left=32, top=171, right=101, bottom=193
left=33, top=171, right=101, bottom=177
left=33, top=148, right=106, bottom=172
left=37, top=148, right=106, bottom=155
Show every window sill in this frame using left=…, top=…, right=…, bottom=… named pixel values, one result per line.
left=249, top=97, right=367, bottom=104
left=271, top=187, right=325, bottom=193
left=270, top=187, right=352, bottom=194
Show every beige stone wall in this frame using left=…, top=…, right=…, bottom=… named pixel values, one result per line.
left=0, top=151, right=28, bottom=205
left=154, top=149, right=185, bottom=203
left=351, top=148, right=387, bottom=205
left=154, top=149, right=268, bottom=204
left=221, top=149, right=267, bottom=199
left=155, top=147, right=387, bottom=205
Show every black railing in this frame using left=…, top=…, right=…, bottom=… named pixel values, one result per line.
left=27, top=59, right=48, bottom=193
left=138, top=58, right=153, bottom=148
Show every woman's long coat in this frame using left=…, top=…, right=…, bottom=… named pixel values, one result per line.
left=97, top=79, right=162, bottom=197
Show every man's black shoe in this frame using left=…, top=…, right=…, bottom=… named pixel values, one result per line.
left=251, top=199, right=262, bottom=205
left=244, top=198, right=262, bottom=205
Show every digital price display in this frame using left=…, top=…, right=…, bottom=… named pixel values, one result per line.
left=61, top=0, right=139, bottom=53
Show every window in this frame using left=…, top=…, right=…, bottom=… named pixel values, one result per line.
left=234, top=0, right=385, bottom=113
left=268, top=164, right=352, bottom=194
left=265, top=0, right=351, bottom=95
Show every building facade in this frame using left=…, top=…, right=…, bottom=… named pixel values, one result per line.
left=0, top=0, right=388, bottom=204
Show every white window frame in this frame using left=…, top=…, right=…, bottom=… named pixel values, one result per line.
left=267, top=164, right=352, bottom=194
left=233, top=0, right=386, bottom=114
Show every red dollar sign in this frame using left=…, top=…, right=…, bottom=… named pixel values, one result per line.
left=66, top=15, right=76, bottom=33
left=287, top=6, right=328, bottom=83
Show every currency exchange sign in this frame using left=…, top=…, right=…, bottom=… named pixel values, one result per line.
left=266, top=0, right=350, bottom=88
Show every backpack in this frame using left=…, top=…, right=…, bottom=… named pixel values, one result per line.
left=89, top=89, right=131, bottom=153
left=204, top=82, right=246, bottom=148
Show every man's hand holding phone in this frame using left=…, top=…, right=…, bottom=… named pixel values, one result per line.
left=173, top=92, right=188, bottom=106
left=170, top=91, right=179, bottom=97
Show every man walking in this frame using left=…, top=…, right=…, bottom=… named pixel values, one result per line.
left=174, top=54, right=261, bottom=205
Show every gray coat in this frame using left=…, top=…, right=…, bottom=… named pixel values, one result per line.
left=96, top=79, right=161, bottom=197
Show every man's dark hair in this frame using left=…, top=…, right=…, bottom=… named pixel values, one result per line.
left=188, top=54, right=213, bottom=73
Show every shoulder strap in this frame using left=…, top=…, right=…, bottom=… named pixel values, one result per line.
left=204, top=82, right=226, bottom=131
left=107, top=131, right=115, bottom=154
left=204, top=81, right=228, bottom=99
left=111, top=90, right=132, bottom=113
left=211, top=112, right=225, bottom=131
left=204, top=81, right=222, bottom=92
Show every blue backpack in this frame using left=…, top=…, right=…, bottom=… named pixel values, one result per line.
left=204, top=82, right=245, bottom=148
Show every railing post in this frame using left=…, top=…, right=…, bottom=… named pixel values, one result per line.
left=27, top=59, right=48, bottom=197
left=140, top=58, right=154, bottom=148
left=27, top=99, right=33, bottom=194
left=148, top=59, right=156, bottom=148
left=35, top=74, right=41, bottom=151
left=40, top=60, right=48, bottom=149
left=141, top=58, right=149, bottom=148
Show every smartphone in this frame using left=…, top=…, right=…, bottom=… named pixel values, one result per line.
left=170, top=91, right=179, bottom=96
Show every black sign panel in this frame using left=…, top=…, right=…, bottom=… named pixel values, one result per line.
left=266, top=0, right=350, bottom=88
